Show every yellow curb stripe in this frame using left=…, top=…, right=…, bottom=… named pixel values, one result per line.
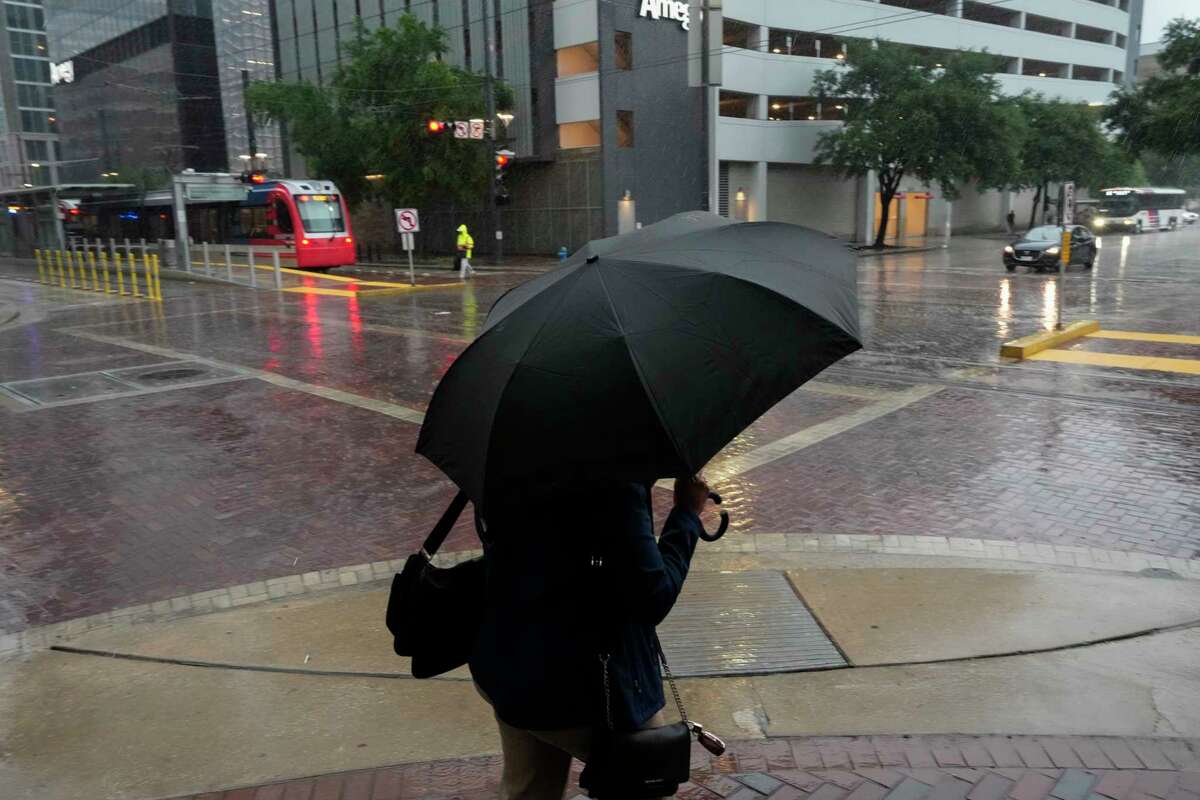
left=1000, top=320, right=1100, bottom=360
left=1089, top=330, right=1200, bottom=346
left=281, top=287, right=357, bottom=297
left=1029, top=349, right=1200, bottom=375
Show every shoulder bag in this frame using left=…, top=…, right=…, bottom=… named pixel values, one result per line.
left=385, top=491, right=485, bottom=679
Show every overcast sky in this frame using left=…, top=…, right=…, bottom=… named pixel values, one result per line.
left=1143, top=0, right=1198, bottom=43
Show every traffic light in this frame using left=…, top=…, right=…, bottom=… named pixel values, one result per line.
left=240, top=171, right=266, bottom=184
left=427, top=119, right=448, bottom=134
left=495, top=149, right=513, bottom=206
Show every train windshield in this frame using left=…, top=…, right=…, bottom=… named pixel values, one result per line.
left=295, top=194, right=345, bottom=233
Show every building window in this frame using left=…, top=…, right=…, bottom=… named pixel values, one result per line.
left=5, top=4, right=45, bottom=31
left=559, top=120, right=601, bottom=149
left=615, top=31, right=632, bottom=70
left=723, top=18, right=756, bottom=50
left=16, top=83, right=53, bottom=109
left=20, top=110, right=56, bottom=133
left=719, top=90, right=754, bottom=118
left=617, top=110, right=634, bottom=147
left=557, top=42, right=599, bottom=77
left=8, top=30, right=48, bottom=56
left=12, top=56, right=50, bottom=83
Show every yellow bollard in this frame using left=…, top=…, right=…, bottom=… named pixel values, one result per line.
left=115, top=252, right=126, bottom=296
left=55, top=250, right=67, bottom=287
left=76, top=251, right=89, bottom=290
left=64, top=250, right=77, bottom=288
left=129, top=252, right=141, bottom=298
left=153, top=254, right=163, bottom=301
left=35, top=249, right=45, bottom=283
left=89, top=251, right=100, bottom=291
left=100, top=251, right=111, bottom=293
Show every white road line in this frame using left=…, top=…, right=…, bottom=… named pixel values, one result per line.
left=66, top=330, right=427, bottom=424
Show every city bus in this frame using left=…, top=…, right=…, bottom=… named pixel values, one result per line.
left=1091, top=187, right=1187, bottom=234
left=69, top=178, right=356, bottom=270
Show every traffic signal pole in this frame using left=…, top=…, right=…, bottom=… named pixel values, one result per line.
left=482, top=0, right=502, bottom=265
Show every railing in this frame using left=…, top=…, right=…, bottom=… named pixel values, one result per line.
left=33, top=246, right=163, bottom=301
left=165, top=240, right=285, bottom=291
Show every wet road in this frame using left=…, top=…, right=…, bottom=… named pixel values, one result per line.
left=0, top=228, right=1198, bottom=633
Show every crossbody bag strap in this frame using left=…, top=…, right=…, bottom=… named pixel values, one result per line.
left=420, top=491, right=470, bottom=559
left=655, top=634, right=689, bottom=726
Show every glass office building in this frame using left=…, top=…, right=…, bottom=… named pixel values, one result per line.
left=0, top=0, right=60, bottom=189
left=43, top=0, right=280, bottom=182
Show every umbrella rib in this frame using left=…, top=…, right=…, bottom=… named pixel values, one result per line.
left=593, top=263, right=691, bottom=476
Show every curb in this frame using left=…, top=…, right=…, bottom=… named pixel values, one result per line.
left=1001, top=320, right=1100, bottom=359
left=853, top=244, right=945, bottom=258
left=4, top=533, right=1196, bottom=660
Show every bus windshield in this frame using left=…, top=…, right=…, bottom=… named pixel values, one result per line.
left=1099, top=194, right=1137, bottom=217
left=295, top=194, right=345, bottom=233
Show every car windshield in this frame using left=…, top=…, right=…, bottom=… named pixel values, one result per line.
left=295, top=194, right=345, bottom=233
left=1024, top=226, right=1060, bottom=241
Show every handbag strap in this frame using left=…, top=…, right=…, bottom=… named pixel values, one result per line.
left=420, top=491, right=469, bottom=559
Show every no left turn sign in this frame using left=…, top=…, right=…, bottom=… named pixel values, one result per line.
left=395, top=208, right=420, bottom=233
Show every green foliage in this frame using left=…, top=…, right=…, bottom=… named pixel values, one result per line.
left=246, top=15, right=514, bottom=210
left=1105, top=18, right=1200, bottom=158
left=813, top=42, right=1023, bottom=247
left=1010, top=95, right=1131, bottom=226
left=1141, top=151, right=1200, bottom=191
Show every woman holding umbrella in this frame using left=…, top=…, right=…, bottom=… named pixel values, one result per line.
left=470, top=475, right=711, bottom=799
left=413, top=211, right=861, bottom=798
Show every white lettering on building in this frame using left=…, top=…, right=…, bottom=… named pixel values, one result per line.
left=638, top=0, right=690, bottom=30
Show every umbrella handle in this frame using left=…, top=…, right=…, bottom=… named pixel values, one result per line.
left=698, top=491, right=729, bottom=542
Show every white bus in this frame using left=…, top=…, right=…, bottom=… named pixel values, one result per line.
left=1092, top=187, right=1187, bottom=234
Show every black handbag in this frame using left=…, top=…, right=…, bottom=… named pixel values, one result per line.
left=579, top=639, right=726, bottom=798
left=385, top=491, right=485, bottom=679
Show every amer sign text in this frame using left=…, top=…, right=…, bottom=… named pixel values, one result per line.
left=638, top=0, right=690, bottom=30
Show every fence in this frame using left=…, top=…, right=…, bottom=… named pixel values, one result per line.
left=33, top=245, right=162, bottom=301
left=160, top=240, right=285, bottom=291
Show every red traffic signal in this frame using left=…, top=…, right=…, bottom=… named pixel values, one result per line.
left=241, top=171, right=267, bottom=184
left=495, top=153, right=509, bottom=168
left=427, top=120, right=447, bottom=134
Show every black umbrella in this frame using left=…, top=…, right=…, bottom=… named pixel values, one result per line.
left=416, top=212, right=861, bottom=509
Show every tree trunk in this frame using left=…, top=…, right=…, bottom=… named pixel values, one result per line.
left=1028, top=184, right=1042, bottom=231
left=1040, top=182, right=1050, bottom=224
left=874, top=189, right=894, bottom=248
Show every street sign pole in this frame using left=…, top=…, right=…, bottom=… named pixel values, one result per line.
left=1056, top=182, right=1074, bottom=331
left=172, top=177, right=190, bottom=273
left=395, top=208, right=420, bottom=286
left=481, top=0, right=501, bottom=265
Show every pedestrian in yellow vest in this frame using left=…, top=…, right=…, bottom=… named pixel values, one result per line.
left=456, top=224, right=474, bottom=279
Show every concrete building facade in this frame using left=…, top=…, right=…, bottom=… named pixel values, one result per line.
left=0, top=0, right=59, bottom=190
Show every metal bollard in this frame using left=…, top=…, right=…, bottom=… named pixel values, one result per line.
left=100, top=251, right=111, bottom=293
left=115, top=252, right=126, bottom=295
left=224, top=244, right=233, bottom=282
left=272, top=249, right=282, bottom=290
left=202, top=242, right=211, bottom=275
left=76, top=251, right=90, bottom=290
left=124, top=238, right=132, bottom=268
left=129, top=252, right=141, bottom=297
left=64, top=249, right=77, bottom=288
left=89, top=250, right=99, bottom=291
left=248, top=247, right=257, bottom=287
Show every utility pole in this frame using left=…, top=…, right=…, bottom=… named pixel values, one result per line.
left=481, top=0, right=501, bottom=264
left=241, top=69, right=258, bottom=163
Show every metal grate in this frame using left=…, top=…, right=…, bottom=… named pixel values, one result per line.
left=1, top=361, right=245, bottom=408
left=659, top=570, right=846, bottom=677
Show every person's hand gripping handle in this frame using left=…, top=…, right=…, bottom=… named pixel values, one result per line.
left=674, top=475, right=729, bottom=542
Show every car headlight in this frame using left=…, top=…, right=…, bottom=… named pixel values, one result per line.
left=1045, top=246, right=1060, bottom=256
left=1004, top=245, right=1014, bottom=254
left=1093, top=217, right=1106, bottom=227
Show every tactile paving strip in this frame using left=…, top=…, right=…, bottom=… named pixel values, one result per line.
left=659, top=570, right=846, bottom=677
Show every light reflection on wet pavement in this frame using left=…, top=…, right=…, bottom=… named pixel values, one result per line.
left=0, top=229, right=1198, bottom=632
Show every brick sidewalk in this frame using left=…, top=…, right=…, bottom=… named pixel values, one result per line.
left=165, top=736, right=1200, bottom=800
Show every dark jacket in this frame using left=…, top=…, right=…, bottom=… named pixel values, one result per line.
left=469, top=482, right=702, bottom=731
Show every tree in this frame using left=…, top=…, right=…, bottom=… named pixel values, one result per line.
left=245, top=15, right=513, bottom=210
left=1105, top=18, right=1200, bottom=158
left=1009, top=95, right=1114, bottom=229
left=1141, top=151, right=1200, bottom=192
left=813, top=42, right=1023, bottom=248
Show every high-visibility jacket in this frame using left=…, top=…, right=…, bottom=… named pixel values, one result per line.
left=456, top=226, right=474, bottom=258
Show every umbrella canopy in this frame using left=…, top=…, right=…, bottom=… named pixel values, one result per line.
left=416, top=212, right=861, bottom=507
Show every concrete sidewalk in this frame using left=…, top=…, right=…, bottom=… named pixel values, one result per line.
left=2, top=550, right=1198, bottom=800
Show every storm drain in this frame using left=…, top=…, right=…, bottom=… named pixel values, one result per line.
left=1, top=361, right=245, bottom=408
left=659, top=570, right=846, bottom=677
